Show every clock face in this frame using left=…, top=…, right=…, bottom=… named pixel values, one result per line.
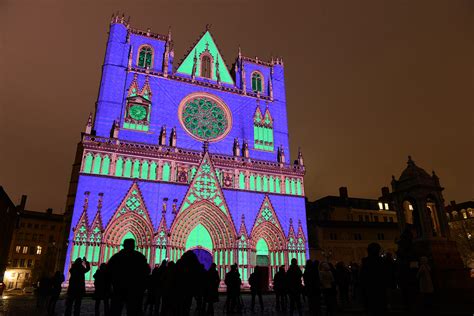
left=129, top=105, right=147, bottom=121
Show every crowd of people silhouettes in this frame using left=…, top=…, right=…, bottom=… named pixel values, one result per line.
left=31, top=239, right=434, bottom=315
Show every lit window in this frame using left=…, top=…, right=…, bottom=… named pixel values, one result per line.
left=251, top=72, right=263, bottom=93
left=15, top=246, right=20, bottom=253
left=138, top=46, right=153, bottom=68
left=378, top=202, right=384, bottom=210
left=384, top=203, right=389, bottom=210
left=468, top=233, right=472, bottom=240
left=462, top=211, right=467, bottom=219
left=408, top=204, right=414, bottom=211
left=36, top=246, right=42, bottom=255
left=22, top=246, right=28, bottom=254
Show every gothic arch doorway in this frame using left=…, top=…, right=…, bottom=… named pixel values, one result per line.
left=170, top=200, right=236, bottom=276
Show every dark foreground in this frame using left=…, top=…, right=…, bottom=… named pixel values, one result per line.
left=0, top=293, right=472, bottom=316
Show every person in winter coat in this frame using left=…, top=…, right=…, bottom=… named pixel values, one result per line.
left=204, top=263, right=220, bottom=316
left=65, top=257, right=90, bottom=316
left=286, top=258, right=303, bottom=316
left=417, top=256, right=434, bottom=310
left=273, top=266, right=287, bottom=311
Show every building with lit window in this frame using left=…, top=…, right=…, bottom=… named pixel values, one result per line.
left=306, top=187, right=399, bottom=264
left=4, top=197, right=65, bottom=289
left=0, top=187, right=18, bottom=285
left=445, top=200, right=474, bottom=272
left=63, top=15, right=308, bottom=287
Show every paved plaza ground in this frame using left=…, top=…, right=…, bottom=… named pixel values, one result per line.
left=0, top=293, right=473, bottom=316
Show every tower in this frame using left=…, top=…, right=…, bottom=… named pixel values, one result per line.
left=63, top=16, right=308, bottom=287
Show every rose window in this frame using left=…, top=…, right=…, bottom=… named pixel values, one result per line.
left=179, top=93, right=231, bottom=142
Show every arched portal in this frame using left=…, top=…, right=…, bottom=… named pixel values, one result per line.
left=103, top=211, right=154, bottom=263
left=186, top=224, right=213, bottom=251
left=251, top=220, right=287, bottom=283
left=170, top=200, right=236, bottom=278
left=256, top=238, right=269, bottom=266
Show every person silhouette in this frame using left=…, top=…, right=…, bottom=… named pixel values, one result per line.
left=107, top=238, right=150, bottom=316
left=194, top=263, right=207, bottom=315
left=175, top=251, right=201, bottom=316
left=273, top=265, right=287, bottom=311
left=286, top=258, right=303, bottom=316
left=249, top=267, right=264, bottom=312
left=47, top=271, right=64, bottom=315
left=319, top=262, right=336, bottom=316
left=303, top=260, right=321, bottom=315
left=204, top=263, right=220, bottom=316
left=224, top=264, right=241, bottom=312
left=161, top=261, right=177, bottom=316
left=151, top=260, right=167, bottom=316
left=360, top=242, right=388, bottom=316
left=65, top=257, right=90, bottom=316
left=93, top=263, right=110, bottom=316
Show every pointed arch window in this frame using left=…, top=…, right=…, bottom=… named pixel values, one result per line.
left=138, top=46, right=153, bottom=69
left=253, top=108, right=274, bottom=151
left=200, top=55, right=212, bottom=79
left=251, top=72, right=264, bottom=93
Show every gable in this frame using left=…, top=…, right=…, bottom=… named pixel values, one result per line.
left=176, top=31, right=234, bottom=85
left=180, top=152, right=229, bottom=214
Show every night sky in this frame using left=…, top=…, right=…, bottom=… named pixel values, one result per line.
left=1, top=0, right=473, bottom=212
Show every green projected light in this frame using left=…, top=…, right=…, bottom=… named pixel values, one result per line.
left=179, top=93, right=232, bottom=142
left=176, top=31, right=234, bottom=85
left=129, top=105, right=147, bottom=120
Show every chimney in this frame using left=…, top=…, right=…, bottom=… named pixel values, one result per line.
left=18, top=195, right=27, bottom=211
left=339, top=187, right=348, bottom=199
left=381, top=187, right=390, bottom=197
left=46, top=208, right=53, bottom=215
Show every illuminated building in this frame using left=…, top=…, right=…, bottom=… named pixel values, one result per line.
left=445, top=200, right=474, bottom=273
left=4, top=196, right=65, bottom=289
left=64, top=15, right=308, bottom=285
left=0, top=187, right=18, bottom=285
left=306, top=187, right=399, bottom=263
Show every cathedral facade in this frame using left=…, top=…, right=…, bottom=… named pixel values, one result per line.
left=64, top=15, right=308, bottom=285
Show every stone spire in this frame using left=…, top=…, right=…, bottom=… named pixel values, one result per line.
left=110, top=120, right=119, bottom=139
left=297, top=147, right=304, bottom=166
left=191, top=49, right=197, bottom=81
left=127, top=46, right=133, bottom=70
left=85, top=113, right=93, bottom=134
left=242, top=140, right=249, bottom=158
left=159, top=125, right=167, bottom=146
left=233, top=138, right=240, bottom=157
left=169, top=127, right=177, bottom=147
left=163, top=27, right=172, bottom=77
left=277, top=145, right=285, bottom=164
left=216, top=55, right=221, bottom=85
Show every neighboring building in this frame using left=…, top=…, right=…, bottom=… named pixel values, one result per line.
left=0, top=187, right=19, bottom=284
left=306, top=187, right=399, bottom=264
left=64, top=15, right=308, bottom=286
left=4, top=197, right=65, bottom=289
left=445, top=200, right=474, bottom=270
